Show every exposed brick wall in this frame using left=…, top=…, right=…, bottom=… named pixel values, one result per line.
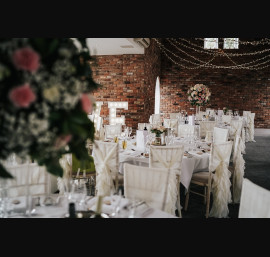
left=91, top=39, right=270, bottom=129
left=159, top=39, right=270, bottom=128
left=91, top=40, right=161, bottom=131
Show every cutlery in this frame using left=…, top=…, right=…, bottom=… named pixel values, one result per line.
left=131, top=201, right=146, bottom=209
left=140, top=208, right=154, bottom=218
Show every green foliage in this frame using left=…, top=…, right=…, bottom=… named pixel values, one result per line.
left=0, top=38, right=101, bottom=178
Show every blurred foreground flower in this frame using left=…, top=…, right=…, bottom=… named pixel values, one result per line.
left=0, top=38, right=100, bottom=178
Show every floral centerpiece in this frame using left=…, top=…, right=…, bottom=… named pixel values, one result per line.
left=187, top=84, right=211, bottom=106
left=151, top=126, right=167, bottom=137
left=223, top=107, right=228, bottom=115
left=151, top=126, right=167, bottom=145
left=0, top=38, right=100, bottom=178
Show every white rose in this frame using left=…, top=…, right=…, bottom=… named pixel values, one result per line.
left=43, top=86, right=60, bottom=103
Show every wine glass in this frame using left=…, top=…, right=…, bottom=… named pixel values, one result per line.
left=128, top=127, right=132, bottom=138
left=110, top=188, right=123, bottom=218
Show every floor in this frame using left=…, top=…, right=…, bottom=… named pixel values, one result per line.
left=180, top=129, right=270, bottom=218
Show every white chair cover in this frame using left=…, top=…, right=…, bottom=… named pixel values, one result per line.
left=237, top=117, right=246, bottom=153
left=229, top=120, right=244, bottom=154
left=196, top=111, right=207, bottom=120
left=169, top=113, right=180, bottom=119
left=178, top=124, right=195, bottom=138
left=232, top=135, right=245, bottom=203
left=209, top=141, right=233, bottom=218
left=4, top=163, right=49, bottom=197
left=241, top=127, right=246, bottom=154
left=243, top=111, right=251, bottom=117
left=93, top=141, right=119, bottom=196
left=104, top=124, right=122, bottom=139
left=138, top=123, right=146, bottom=130
left=206, top=109, right=215, bottom=116
left=145, top=123, right=152, bottom=131
left=150, top=114, right=161, bottom=125
left=213, top=127, right=229, bottom=143
left=99, top=125, right=105, bottom=141
left=229, top=120, right=242, bottom=139
left=95, top=116, right=103, bottom=132
left=123, top=163, right=177, bottom=215
left=199, top=121, right=216, bottom=138
left=239, top=178, right=270, bottom=218
left=164, top=119, right=178, bottom=136
left=222, top=115, right=232, bottom=123
left=149, top=145, right=184, bottom=216
left=246, top=112, right=256, bottom=142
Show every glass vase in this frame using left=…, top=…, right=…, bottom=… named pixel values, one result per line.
left=196, top=105, right=201, bottom=116
left=154, top=135, right=161, bottom=145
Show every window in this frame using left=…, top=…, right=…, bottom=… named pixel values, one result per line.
left=223, top=38, right=239, bottom=49
left=204, top=38, right=219, bottom=49
left=204, top=38, right=239, bottom=49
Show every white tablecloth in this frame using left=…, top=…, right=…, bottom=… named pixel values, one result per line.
left=87, top=196, right=177, bottom=218
left=7, top=194, right=176, bottom=218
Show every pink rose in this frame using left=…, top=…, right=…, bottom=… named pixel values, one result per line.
left=9, top=83, right=36, bottom=108
left=54, top=134, right=72, bottom=150
left=12, top=47, right=40, bottom=72
left=81, top=94, right=92, bottom=113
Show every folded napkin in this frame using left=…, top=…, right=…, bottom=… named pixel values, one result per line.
left=87, top=196, right=129, bottom=215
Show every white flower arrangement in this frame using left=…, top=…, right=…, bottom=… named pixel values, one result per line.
left=187, top=84, right=211, bottom=106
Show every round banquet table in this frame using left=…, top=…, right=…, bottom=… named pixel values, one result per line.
left=119, top=137, right=210, bottom=190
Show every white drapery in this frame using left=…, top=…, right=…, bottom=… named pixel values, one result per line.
left=232, top=135, right=245, bottom=203
left=209, top=141, right=233, bottom=218
left=154, top=76, right=160, bottom=115
left=149, top=145, right=184, bottom=216
left=93, top=141, right=119, bottom=196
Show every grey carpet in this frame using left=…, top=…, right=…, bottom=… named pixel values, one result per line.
left=180, top=134, right=270, bottom=218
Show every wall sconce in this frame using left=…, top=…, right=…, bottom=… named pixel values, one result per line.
left=108, top=101, right=128, bottom=125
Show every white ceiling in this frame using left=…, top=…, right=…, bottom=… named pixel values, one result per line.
left=86, top=38, right=145, bottom=55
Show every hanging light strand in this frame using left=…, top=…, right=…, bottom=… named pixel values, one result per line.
left=154, top=38, right=270, bottom=70
left=154, top=38, right=217, bottom=69
left=177, top=38, right=270, bottom=57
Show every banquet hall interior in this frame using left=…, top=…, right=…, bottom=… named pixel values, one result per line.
left=0, top=38, right=269, bottom=218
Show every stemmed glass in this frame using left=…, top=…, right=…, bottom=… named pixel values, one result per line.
left=128, top=127, right=132, bottom=138
left=110, top=188, right=123, bottom=218
left=42, top=172, right=56, bottom=207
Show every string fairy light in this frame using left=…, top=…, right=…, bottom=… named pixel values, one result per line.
left=177, top=38, right=270, bottom=57
left=153, top=38, right=270, bottom=70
